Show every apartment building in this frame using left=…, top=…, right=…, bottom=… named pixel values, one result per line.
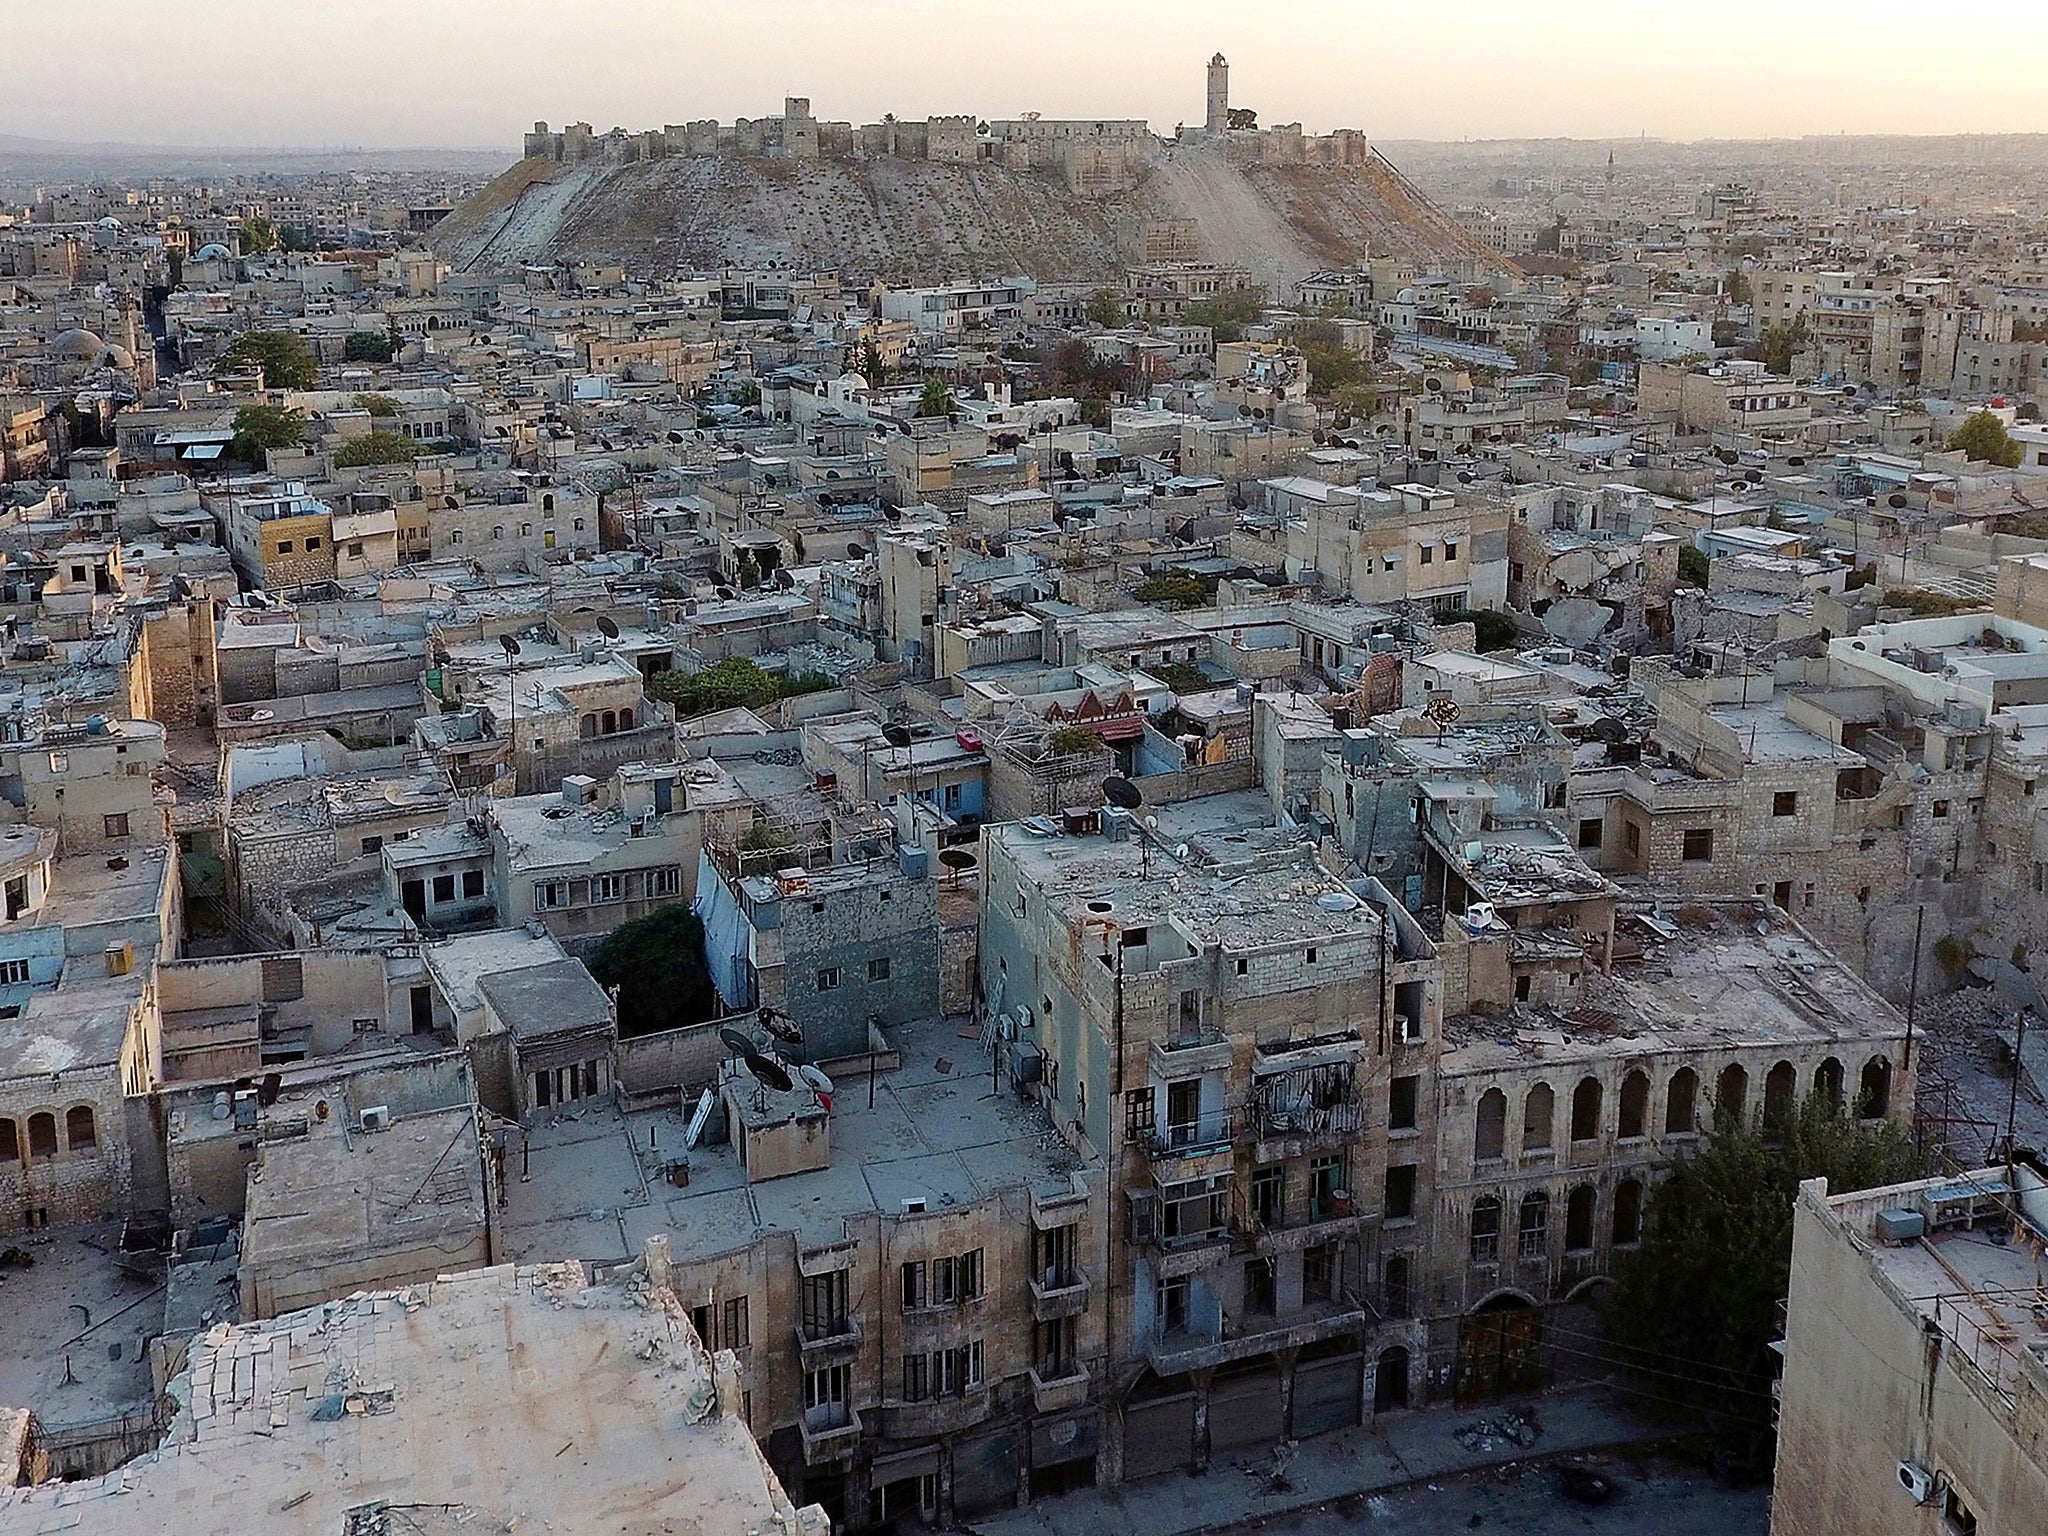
left=1282, top=480, right=1511, bottom=614
left=1637, top=361, right=1810, bottom=437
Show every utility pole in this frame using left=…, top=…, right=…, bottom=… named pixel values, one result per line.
left=1903, top=904, right=1924, bottom=1072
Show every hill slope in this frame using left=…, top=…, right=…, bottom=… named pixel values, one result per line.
left=434, top=140, right=1509, bottom=292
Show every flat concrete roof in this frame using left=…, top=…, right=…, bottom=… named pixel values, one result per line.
left=0, top=1260, right=807, bottom=1535
left=0, top=1222, right=159, bottom=1435
left=478, top=957, right=614, bottom=1042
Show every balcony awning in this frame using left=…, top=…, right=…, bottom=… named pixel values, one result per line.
left=1252, top=1034, right=1364, bottom=1075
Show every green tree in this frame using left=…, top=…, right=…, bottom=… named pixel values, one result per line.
left=1440, top=607, right=1519, bottom=652
left=1180, top=287, right=1266, bottom=344
left=1135, top=569, right=1219, bottom=608
left=1678, top=544, right=1711, bottom=587
left=1086, top=289, right=1126, bottom=329
left=278, top=225, right=318, bottom=253
left=229, top=403, right=307, bottom=463
left=586, top=903, right=718, bottom=1038
left=1758, top=314, right=1808, bottom=377
left=916, top=378, right=957, bottom=418
left=238, top=215, right=279, bottom=254
left=1947, top=410, right=2024, bottom=469
left=217, top=329, right=318, bottom=389
left=332, top=431, right=421, bottom=467
left=728, top=377, right=761, bottom=408
left=352, top=392, right=400, bottom=418
left=1603, top=1094, right=1928, bottom=1441
left=857, top=338, right=886, bottom=383
left=1724, top=269, right=1753, bottom=306
left=650, top=657, right=830, bottom=718
left=344, top=330, right=394, bottom=363
left=1332, top=382, right=1380, bottom=427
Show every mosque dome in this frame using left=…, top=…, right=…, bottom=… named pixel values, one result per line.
left=51, top=328, right=107, bottom=360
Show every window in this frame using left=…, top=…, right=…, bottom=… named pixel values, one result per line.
left=1578, top=817, right=1602, bottom=849
left=800, top=1270, right=848, bottom=1339
left=1681, top=828, right=1714, bottom=862
left=1772, top=791, right=1798, bottom=817
left=648, top=866, right=681, bottom=898
left=868, top=956, right=891, bottom=982
left=1942, top=1487, right=1977, bottom=1536
left=574, top=518, right=586, bottom=531
left=276, top=540, right=294, bottom=554
left=1388, top=1074, right=1419, bottom=1132
left=348, top=542, right=364, bottom=558
left=1444, top=540, right=1459, bottom=560
left=1474, top=1088, right=1506, bottom=1162
left=901, top=1260, right=927, bottom=1310
left=1612, top=1179, right=1643, bottom=1246
left=304, top=537, right=321, bottom=551
left=1309, top=1153, right=1347, bottom=1220
left=816, top=966, right=841, bottom=992
left=360, top=835, right=384, bottom=855
left=1382, top=1253, right=1410, bottom=1317
left=591, top=873, right=625, bottom=904
left=450, top=530, right=463, bottom=545
left=27, top=1112, right=57, bottom=1160
left=462, top=870, right=484, bottom=899
left=1932, top=799, right=1949, bottom=819
left=533, top=879, right=567, bottom=911
left=1304, top=947, right=1317, bottom=964
left=103, top=813, right=129, bottom=839
left=1518, top=1191, right=1549, bottom=1258
left=1618, top=1070, right=1649, bottom=1139
left=493, top=525, right=505, bottom=540
left=1383, top=1163, right=1416, bottom=1221
left=902, top=1353, right=929, bottom=1402
left=519, top=523, right=531, bottom=538
left=1570, top=1076, right=1602, bottom=1141
left=1565, top=1186, right=1596, bottom=1251
left=1251, top=1165, right=1285, bottom=1229
left=803, top=1363, right=849, bottom=1427
left=1858, top=1056, right=1893, bottom=1119
left=1302, top=1244, right=1335, bottom=1302
left=0, top=959, right=30, bottom=987
left=1123, top=1088, right=1154, bottom=1142
left=1523, top=1083, right=1554, bottom=1149
left=432, top=873, right=455, bottom=903
left=0, top=1119, right=14, bottom=1161
left=1418, top=544, right=1434, bottom=565
left=1666, top=1067, right=1698, bottom=1133
left=1624, top=821, right=1640, bottom=856
left=1717, top=1064, right=1749, bottom=1128
left=1470, top=1197, right=1502, bottom=1263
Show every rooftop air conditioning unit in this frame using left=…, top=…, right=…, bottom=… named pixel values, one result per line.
left=359, top=1105, right=391, bottom=1133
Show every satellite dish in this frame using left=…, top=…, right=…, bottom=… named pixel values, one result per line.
left=1102, top=776, right=1143, bottom=810
left=742, top=1048, right=793, bottom=1094
left=714, top=584, right=736, bottom=599
left=757, top=1006, right=803, bottom=1045
left=772, top=568, right=795, bottom=590
left=718, top=1026, right=755, bottom=1058
left=883, top=724, right=914, bottom=749
left=256, top=1071, right=282, bottom=1108
left=797, top=1063, right=834, bottom=1110
left=849, top=543, right=864, bottom=559
left=596, top=614, right=620, bottom=639
left=937, top=847, right=977, bottom=870
left=1888, top=493, right=1908, bottom=508
left=500, top=633, right=522, bottom=658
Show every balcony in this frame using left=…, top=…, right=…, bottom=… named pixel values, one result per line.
left=1030, top=1364, right=1091, bottom=1415
left=1143, top=1109, right=1236, bottom=1162
left=794, top=1317, right=862, bottom=1369
left=878, top=1386, right=991, bottom=1440
left=1029, top=1268, right=1091, bottom=1321
left=1249, top=1098, right=1364, bottom=1163
left=1145, top=1292, right=1372, bottom=1376
left=799, top=1403, right=862, bottom=1463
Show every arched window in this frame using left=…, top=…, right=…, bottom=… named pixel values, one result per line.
left=1522, top=1083, right=1554, bottom=1150
left=1764, top=1061, right=1796, bottom=1133
left=1470, top=1197, right=1502, bottom=1264
left=1565, top=1185, right=1597, bottom=1251
left=601, top=710, right=617, bottom=735
left=542, top=493, right=554, bottom=511
left=27, top=1112, right=57, bottom=1159
left=65, top=1106, right=96, bottom=1153
left=1815, top=1057, right=1844, bottom=1110
left=1570, top=1077, right=1602, bottom=1142
left=579, top=714, right=597, bottom=739
left=1666, top=1068, right=1698, bottom=1135
left=1517, top=1191, right=1550, bottom=1258
left=1612, top=1179, right=1643, bottom=1246
left=1474, top=1088, right=1506, bottom=1163
left=619, top=707, right=634, bottom=730
left=1618, top=1070, right=1649, bottom=1139
left=1382, top=1254, right=1410, bottom=1318
left=0, top=1118, right=16, bottom=1162
left=1858, top=1056, right=1892, bottom=1119
left=1717, top=1064, right=1749, bottom=1129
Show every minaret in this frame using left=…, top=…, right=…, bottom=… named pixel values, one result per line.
left=1206, top=53, right=1229, bottom=134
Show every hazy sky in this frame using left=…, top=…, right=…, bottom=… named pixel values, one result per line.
left=9, top=0, right=2048, bottom=150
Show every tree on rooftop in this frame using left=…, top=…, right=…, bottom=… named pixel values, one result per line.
left=1085, top=289, right=1125, bottom=330
left=587, top=903, right=718, bottom=1038
left=1602, top=1093, right=1928, bottom=1449
left=228, top=402, right=307, bottom=464
left=332, top=431, right=421, bottom=468
left=353, top=392, right=400, bottom=418
left=1757, top=314, right=1808, bottom=378
left=728, top=377, right=761, bottom=409
left=916, top=377, right=957, bottom=418
left=1180, top=287, right=1265, bottom=345
left=1678, top=543, right=1711, bottom=587
left=217, top=328, right=318, bottom=389
left=1947, top=410, right=2023, bottom=469
left=238, top=215, right=279, bottom=255
left=344, top=330, right=395, bottom=364
left=1724, top=269, right=1753, bottom=306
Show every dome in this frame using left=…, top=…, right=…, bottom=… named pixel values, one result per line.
left=51, top=328, right=107, bottom=360
left=96, top=216, right=122, bottom=229
left=194, top=242, right=231, bottom=261
left=98, top=344, right=135, bottom=370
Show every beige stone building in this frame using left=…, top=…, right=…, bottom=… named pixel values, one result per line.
left=1772, top=1165, right=2048, bottom=1536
